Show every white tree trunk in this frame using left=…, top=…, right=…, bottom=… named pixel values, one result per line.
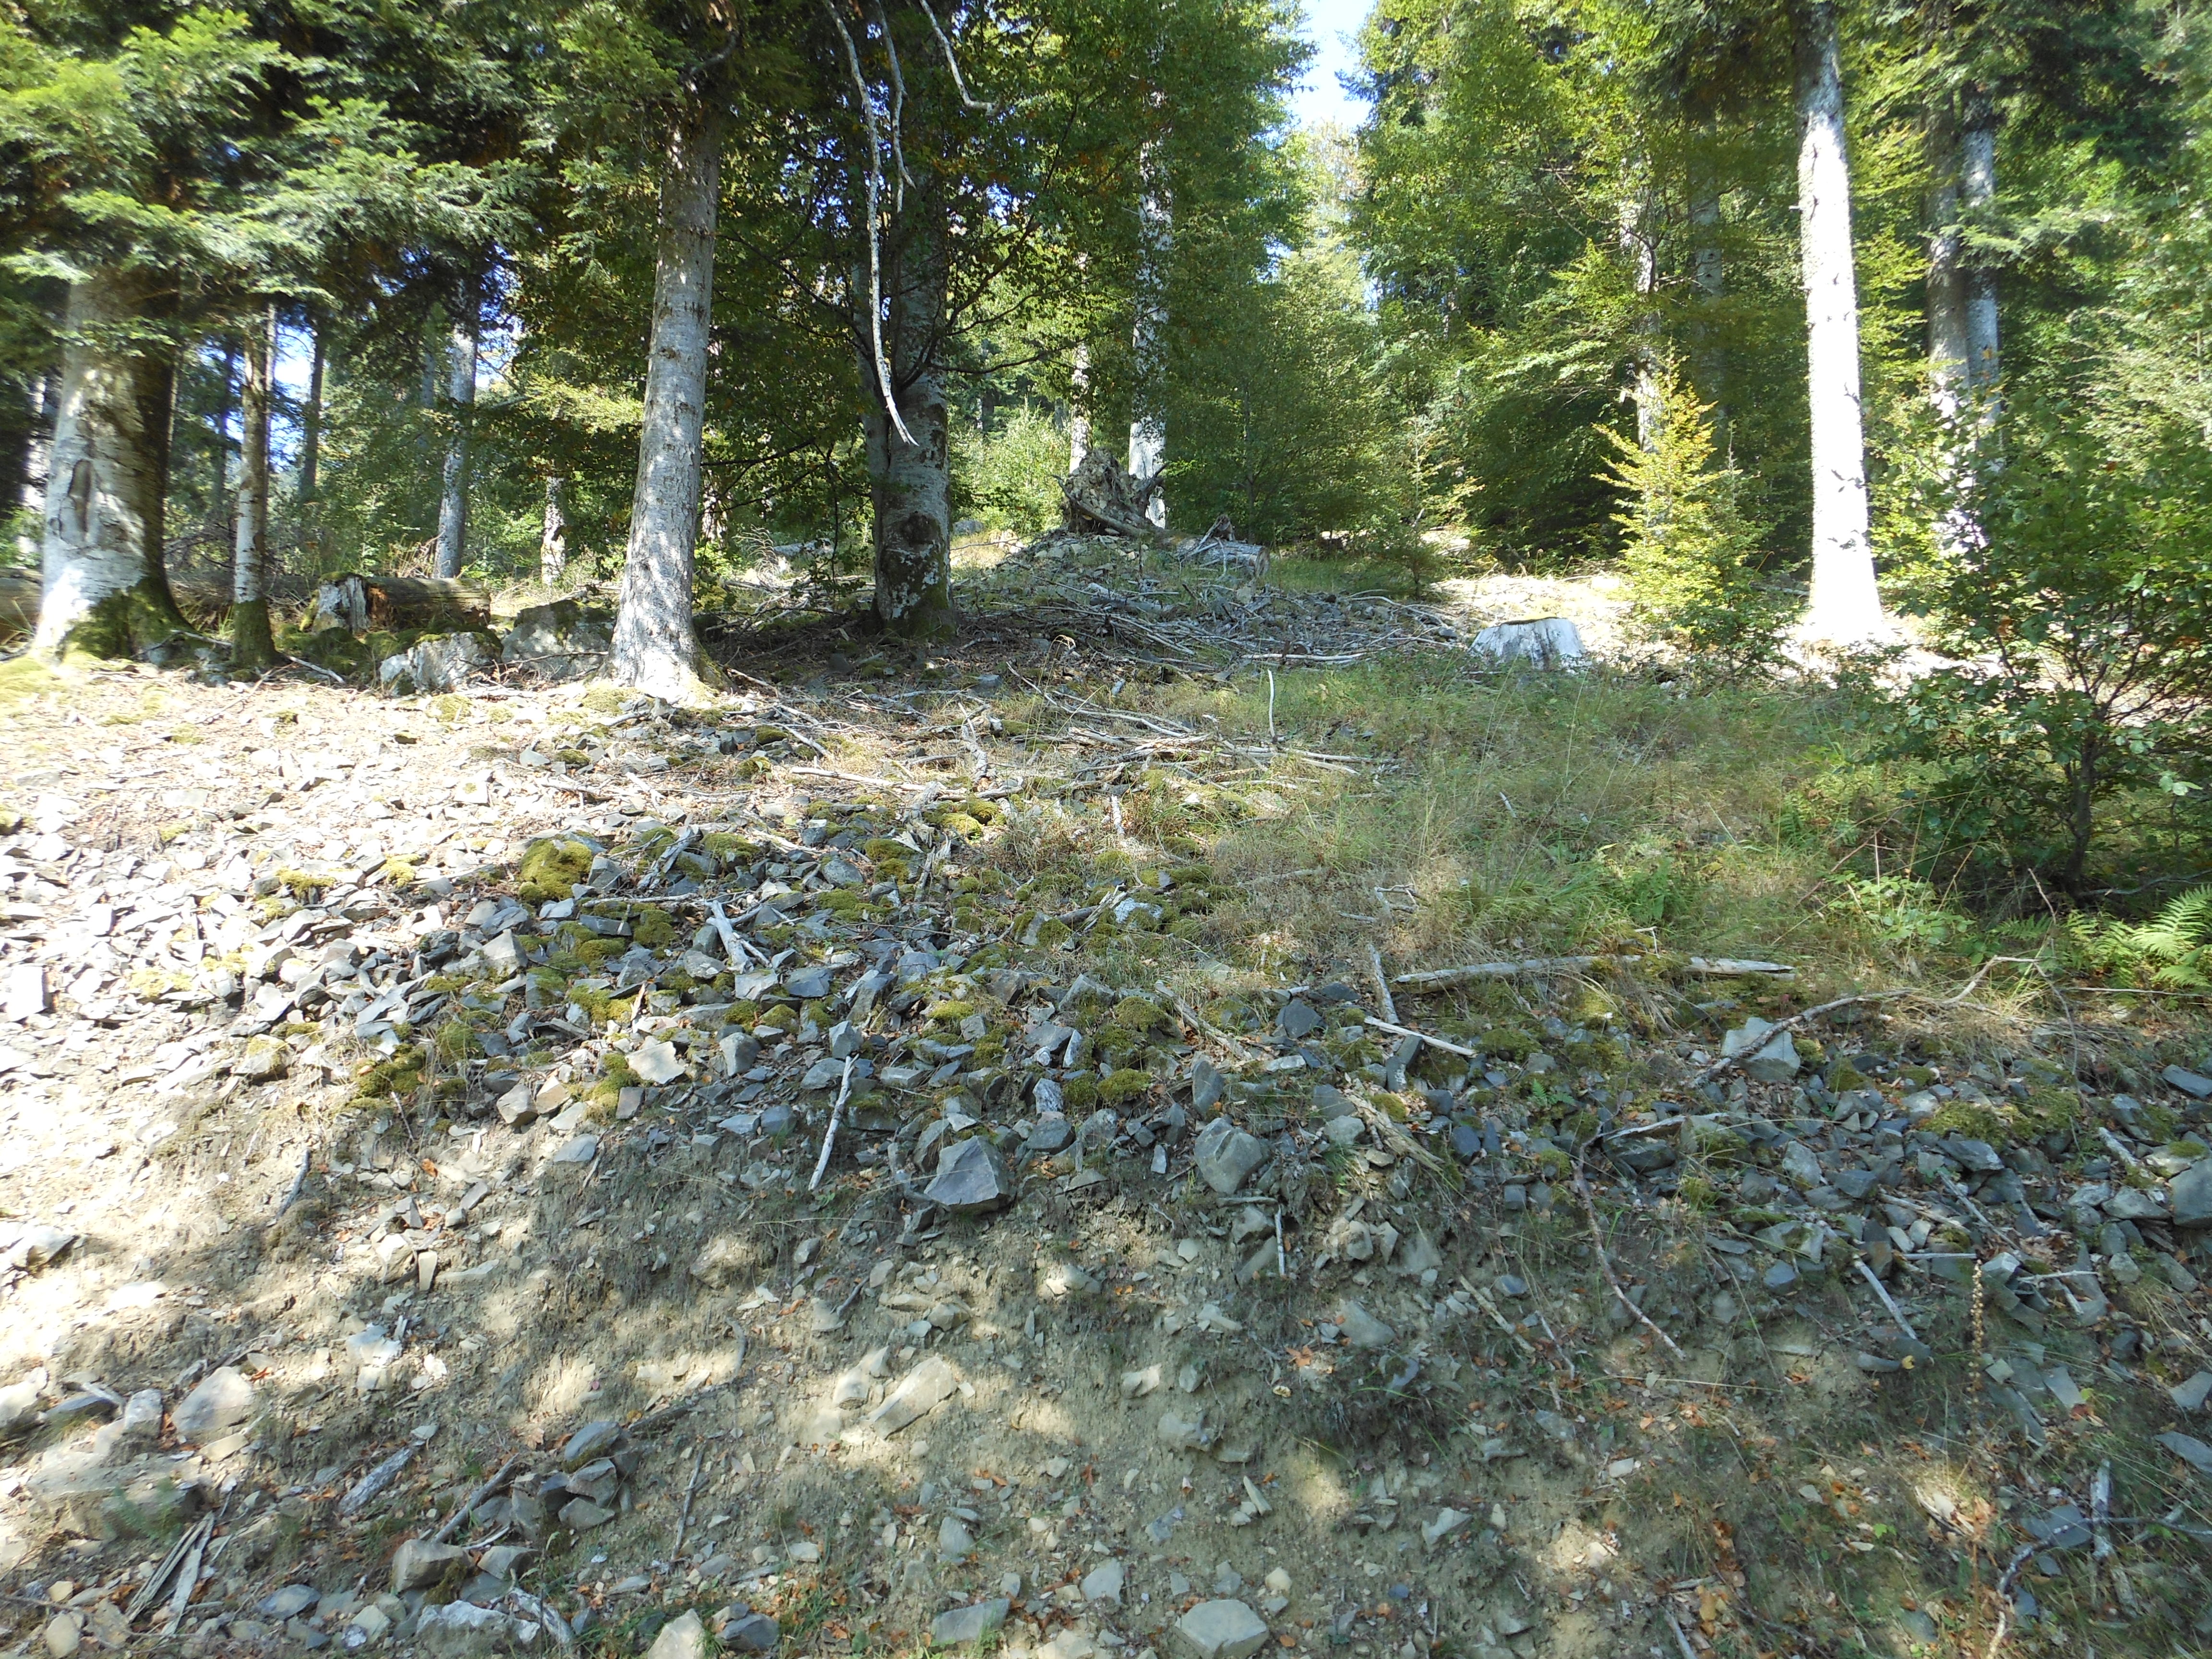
left=1689, top=177, right=1727, bottom=443
left=230, top=304, right=277, bottom=671
left=18, top=370, right=57, bottom=563
left=433, top=318, right=476, bottom=578
left=862, top=203, right=952, bottom=637
left=33, top=269, right=183, bottom=657
left=1127, top=139, right=1170, bottom=528
left=1792, top=0, right=1888, bottom=647
left=1619, top=188, right=1659, bottom=450
left=541, top=476, right=568, bottom=588
left=1068, top=341, right=1091, bottom=470
left=1925, top=109, right=1969, bottom=422
left=1961, top=108, right=1999, bottom=401
left=299, top=318, right=325, bottom=503
left=609, top=101, right=724, bottom=698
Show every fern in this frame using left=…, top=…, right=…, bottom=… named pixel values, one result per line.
left=2063, top=886, right=2212, bottom=987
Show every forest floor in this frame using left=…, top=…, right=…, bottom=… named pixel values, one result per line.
left=1, top=535, right=2210, bottom=1659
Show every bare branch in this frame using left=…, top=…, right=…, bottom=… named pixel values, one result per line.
left=823, top=0, right=915, bottom=446
left=916, top=0, right=994, bottom=111
left=874, top=3, right=915, bottom=208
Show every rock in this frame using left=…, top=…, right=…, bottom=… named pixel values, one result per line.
left=1156, top=1410, right=1206, bottom=1450
left=2169, top=1159, right=2212, bottom=1227
left=2163, top=1065, right=2212, bottom=1100
left=548, top=1133, right=598, bottom=1166
left=1471, top=617, right=1585, bottom=667
left=1763, top=1262, right=1798, bottom=1290
left=1423, top=1507, right=1472, bottom=1546
left=261, top=1587, right=319, bottom=1620
left=2158, top=1431, right=2212, bottom=1475
left=1025, top=1114, right=1073, bottom=1154
left=924, top=1137, right=1013, bottom=1214
left=1322, top=1116, right=1363, bottom=1147
left=1194, top=1118, right=1269, bottom=1195
left=1834, top=1168, right=1882, bottom=1201
left=1779, top=1141, right=1824, bottom=1189
left=43, top=1612, right=82, bottom=1658
left=1897, top=1610, right=1937, bottom=1643
left=560, top=1497, right=616, bottom=1529
left=1192, top=1055, right=1225, bottom=1114
left=721, top=1613, right=779, bottom=1652
left=502, top=601, right=612, bottom=682
left=0, top=1369, right=46, bottom=1433
left=645, top=1610, right=708, bottom=1659
left=236, top=1035, right=290, bottom=1082
left=561, top=1420, right=623, bottom=1467
left=1947, top=1138, right=2005, bottom=1175
left=868, top=1355, right=958, bottom=1434
left=1083, top=1559, right=1125, bottom=1604
left=173, top=1367, right=253, bottom=1443
left=118, top=1389, right=162, bottom=1441
left=939, top=1515, right=974, bottom=1562
left=392, top=1538, right=471, bottom=1592
left=348, top=1602, right=393, bottom=1645
left=416, top=1602, right=526, bottom=1657
left=1337, top=1301, right=1395, bottom=1349
left=930, top=1600, right=1010, bottom=1648
left=1722, top=1018, right=1799, bottom=1083
left=378, top=631, right=494, bottom=695
left=6, top=962, right=49, bottom=1020
left=1175, top=1599, right=1270, bottom=1659
left=631, top=1040, right=686, bottom=1084
left=2105, top=1186, right=2169, bottom=1221
left=2171, top=1371, right=2212, bottom=1412
left=1278, top=1000, right=1321, bottom=1040
left=785, top=966, right=834, bottom=999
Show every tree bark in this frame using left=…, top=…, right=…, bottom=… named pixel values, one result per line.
left=1127, top=138, right=1170, bottom=528
left=434, top=316, right=476, bottom=578
left=1925, top=107, right=1969, bottom=422
left=32, top=269, right=190, bottom=658
left=1689, top=177, right=1727, bottom=447
left=1792, top=0, right=1887, bottom=646
left=861, top=199, right=953, bottom=638
left=299, top=316, right=325, bottom=503
left=1619, top=186, right=1659, bottom=451
left=541, top=476, right=568, bottom=588
left=1068, top=341, right=1092, bottom=471
left=608, top=100, right=725, bottom=698
left=1960, top=97, right=1999, bottom=403
left=230, top=303, right=277, bottom=673
left=211, top=342, right=236, bottom=536
left=12, top=369, right=56, bottom=563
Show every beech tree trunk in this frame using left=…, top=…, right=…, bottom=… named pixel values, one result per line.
left=1792, top=0, right=1887, bottom=646
left=541, top=477, right=568, bottom=587
left=861, top=200, right=953, bottom=638
left=1689, top=180, right=1727, bottom=445
left=1619, top=187, right=1659, bottom=450
left=1961, top=101, right=1999, bottom=402
left=1926, top=108, right=1969, bottom=421
left=434, top=318, right=477, bottom=578
left=299, top=318, right=325, bottom=503
left=1068, top=342, right=1092, bottom=472
left=230, top=303, right=277, bottom=673
left=1127, top=139, right=1170, bottom=528
left=33, top=269, right=189, bottom=658
left=609, top=101, right=725, bottom=697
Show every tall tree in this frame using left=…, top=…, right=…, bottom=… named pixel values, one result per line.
left=230, top=303, right=276, bottom=671
left=1791, top=0, right=1887, bottom=644
left=433, top=312, right=478, bottom=577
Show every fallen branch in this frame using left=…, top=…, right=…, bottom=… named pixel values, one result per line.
left=1396, top=954, right=1794, bottom=993
left=671, top=1441, right=707, bottom=1559
left=1573, top=1164, right=1683, bottom=1358
left=1366, top=942, right=1397, bottom=1025
left=808, top=1057, right=856, bottom=1192
left=1853, top=1258, right=1921, bottom=1346
left=1176, top=997, right=1260, bottom=1064
left=337, top=1443, right=417, bottom=1517
left=429, top=1455, right=518, bottom=1544
left=1688, top=990, right=1911, bottom=1083
left=1362, top=1014, right=1478, bottom=1059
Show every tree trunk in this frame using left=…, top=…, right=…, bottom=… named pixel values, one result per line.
left=1960, top=98, right=1999, bottom=404
left=1127, top=139, right=1170, bottom=528
left=608, top=100, right=725, bottom=698
left=433, top=317, right=476, bottom=578
left=299, top=316, right=325, bottom=503
left=14, top=369, right=57, bottom=563
left=862, top=200, right=953, bottom=638
left=1925, top=108, right=1969, bottom=422
left=1619, top=187, right=1659, bottom=450
left=211, top=342, right=237, bottom=536
left=541, top=476, right=568, bottom=588
left=32, top=269, right=190, bottom=658
left=1792, top=0, right=1887, bottom=646
left=230, top=303, right=277, bottom=673
left=1068, top=342, right=1092, bottom=471
left=1689, top=178, right=1727, bottom=447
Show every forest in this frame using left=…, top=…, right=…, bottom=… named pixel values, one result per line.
left=10, top=4, right=2212, bottom=1655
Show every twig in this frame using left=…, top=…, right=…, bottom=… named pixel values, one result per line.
left=672, top=1441, right=707, bottom=1559
left=1396, top=954, right=1793, bottom=992
left=1573, top=1164, right=1683, bottom=1357
left=1363, top=1014, right=1477, bottom=1059
left=127, top=1514, right=213, bottom=1622
left=808, top=1057, right=855, bottom=1192
left=1665, top=1610, right=1702, bottom=1659
left=1853, top=1259, right=1920, bottom=1345
left=1175, top=996, right=1259, bottom=1063
left=1367, top=941, right=1396, bottom=1026
left=1265, top=669, right=1276, bottom=744
left=429, top=1455, right=518, bottom=1544
left=1985, top=1541, right=2039, bottom=1659
left=337, top=1443, right=417, bottom=1517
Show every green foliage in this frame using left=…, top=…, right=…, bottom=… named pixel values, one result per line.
left=2063, top=888, right=2212, bottom=989
left=952, top=406, right=1066, bottom=538
left=1601, top=362, right=1784, bottom=668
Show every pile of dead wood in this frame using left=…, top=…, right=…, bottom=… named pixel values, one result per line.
left=1061, top=447, right=1164, bottom=538
left=310, top=574, right=490, bottom=635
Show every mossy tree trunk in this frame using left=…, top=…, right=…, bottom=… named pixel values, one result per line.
left=32, top=267, right=190, bottom=659
left=230, top=301, right=277, bottom=673
left=859, top=199, right=953, bottom=640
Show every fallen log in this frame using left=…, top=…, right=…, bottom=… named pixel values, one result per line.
left=1393, top=954, right=1793, bottom=992
left=311, top=573, right=491, bottom=635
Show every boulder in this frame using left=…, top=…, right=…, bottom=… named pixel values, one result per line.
left=502, top=601, right=612, bottom=682
left=930, top=1600, right=1011, bottom=1647
left=867, top=1356, right=959, bottom=1435
left=645, top=1610, right=708, bottom=1659
left=1194, top=1118, right=1269, bottom=1195
left=172, top=1368, right=253, bottom=1443
left=722, top=1612, right=780, bottom=1652
left=1470, top=618, right=1585, bottom=668
left=2170, top=1158, right=2212, bottom=1227
left=1175, top=1599, right=1270, bottom=1659
left=923, top=1138, right=1012, bottom=1214
left=378, top=631, right=495, bottom=695
left=416, top=1601, right=530, bottom=1657
left=1721, top=1018, right=1800, bottom=1083
left=392, top=1538, right=471, bottom=1592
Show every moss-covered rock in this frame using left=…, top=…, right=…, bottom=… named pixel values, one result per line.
left=518, top=836, right=595, bottom=903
